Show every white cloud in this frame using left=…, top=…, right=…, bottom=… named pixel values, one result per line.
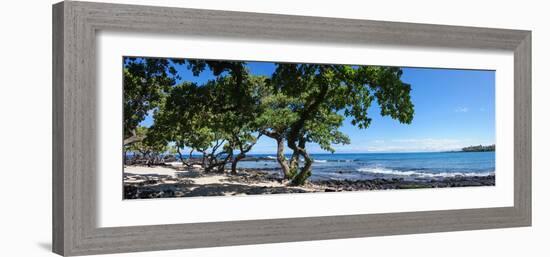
left=329, top=138, right=478, bottom=153
left=249, top=136, right=494, bottom=154
left=454, top=107, right=469, bottom=113
left=372, top=139, right=385, bottom=144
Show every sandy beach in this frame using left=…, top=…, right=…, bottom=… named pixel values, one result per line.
left=123, top=164, right=495, bottom=199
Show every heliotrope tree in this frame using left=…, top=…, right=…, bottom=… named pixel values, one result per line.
left=149, top=64, right=266, bottom=174
left=125, top=126, right=168, bottom=165
left=205, top=75, right=266, bottom=174
left=147, top=82, right=213, bottom=167
left=259, top=64, right=414, bottom=185
left=123, top=57, right=177, bottom=146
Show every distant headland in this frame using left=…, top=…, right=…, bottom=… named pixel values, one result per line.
left=461, top=144, right=495, bottom=152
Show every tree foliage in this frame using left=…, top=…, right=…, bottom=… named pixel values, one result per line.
left=123, top=58, right=415, bottom=185
left=125, top=126, right=168, bottom=165
left=258, top=64, right=414, bottom=184
left=148, top=62, right=266, bottom=173
left=123, top=57, right=177, bottom=145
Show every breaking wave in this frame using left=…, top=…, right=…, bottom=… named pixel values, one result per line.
left=357, top=166, right=494, bottom=178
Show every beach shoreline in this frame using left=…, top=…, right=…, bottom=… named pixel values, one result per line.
left=123, top=164, right=495, bottom=199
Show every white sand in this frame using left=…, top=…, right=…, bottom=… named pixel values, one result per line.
left=189, top=175, right=284, bottom=188
left=123, top=165, right=323, bottom=197
left=124, top=165, right=183, bottom=177
left=124, top=165, right=288, bottom=187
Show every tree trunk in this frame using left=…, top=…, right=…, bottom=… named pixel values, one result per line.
left=285, top=81, right=330, bottom=184
left=275, top=137, right=292, bottom=179
left=176, top=147, right=185, bottom=162
left=291, top=149, right=313, bottom=186
left=188, top=149, right=194, bottom=164
left=220, top=150, right=233, bottom=173
left=230, top=160, right=238, bottom=175
left=289, top=136, right=312, bottom=186
left=289, top=149, right=300, bottom=178
left=231, top=153, right=245, bottom=175
left=203, top=151, right=231, bottom=173
left=201, top=151, right=207, bottom=169
left=204, top=154, right=214, bottom=173
left=176, top=146, right=192, bottom=167
left=123, top=129, right=144, bottom=146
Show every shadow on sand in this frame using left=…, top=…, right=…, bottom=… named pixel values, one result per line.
left=125, top=182, right=309, bottom=199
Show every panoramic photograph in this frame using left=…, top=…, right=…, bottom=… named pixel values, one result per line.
left=122, top=57, right=496, bottom=199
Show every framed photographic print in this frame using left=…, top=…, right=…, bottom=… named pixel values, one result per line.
left=52, top=1, right=531, bottom=256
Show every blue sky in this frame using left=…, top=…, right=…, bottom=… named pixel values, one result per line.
left=139, top=60, right=495, bottom=154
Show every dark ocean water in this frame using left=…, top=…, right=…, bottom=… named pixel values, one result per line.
left=237, top=152, right=495, bottom=181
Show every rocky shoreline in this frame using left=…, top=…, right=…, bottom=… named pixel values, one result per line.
left=315, top=175, right=495, bottom=191
left=123, top=165, right=495, bottom=199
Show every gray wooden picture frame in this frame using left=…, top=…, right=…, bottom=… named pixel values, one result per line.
left=52, top=1, right=531, bottom=256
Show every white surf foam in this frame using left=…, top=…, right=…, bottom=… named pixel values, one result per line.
left=357, top=166, right=494, bottom=178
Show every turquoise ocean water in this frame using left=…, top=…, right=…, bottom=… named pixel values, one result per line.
left=237, top=152, right=495, bottom=181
